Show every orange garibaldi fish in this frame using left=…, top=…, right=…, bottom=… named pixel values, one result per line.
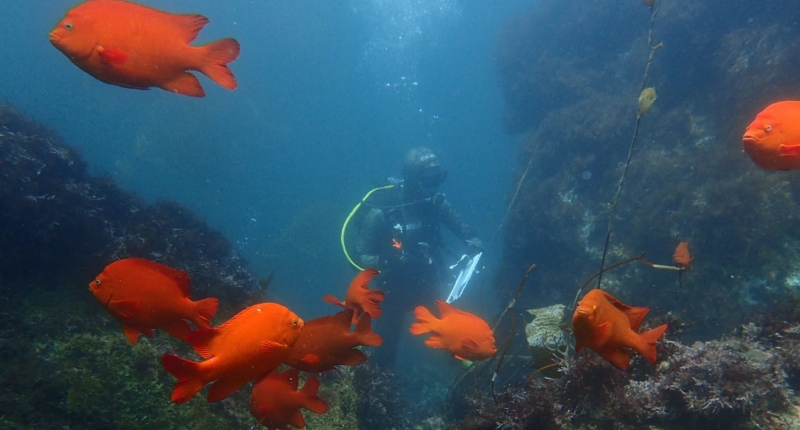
left=249, top=368, right=329, bottom=430
left=409, top=300, right=497, bottom=361
left=284, top=309, right=383, bottom=373
left=742, top=101, right=800, bottom=170
left=572, top=289, right=668, bottom=370
left=49, top=0, right=240, bottom=97
left=90, top=258, right=218, bottom=345
left=323, top=269, right=385, bottom=325
left=673, top=241, right=693, bottom=269
left=161, top=302, right=303, bottom=404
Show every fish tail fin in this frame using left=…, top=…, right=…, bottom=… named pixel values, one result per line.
left=198, top=38, right=240, bottom=90
left=409, top=305, right=435, bottom=335
left=354, top=313, right=383, bottom=347
left=161, top=354, right=205, bottom=404
left=192, top=297, right=219, bottom=329
left=322, top=295, right=346, bottom=308
left=300, top=376, right=329, bottom=415
left=637, top=324, right=668, bottom=364
left=362, top=289, right=385, bottom=319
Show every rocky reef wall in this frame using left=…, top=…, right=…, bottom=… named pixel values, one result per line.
left=493, top=0, right=800, bottom=339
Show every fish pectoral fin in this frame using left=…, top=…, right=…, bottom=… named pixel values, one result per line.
left=461, top=338, right=480, bottom=353
left=779, top=144, right=800, bottom=157
left=593, top=322, right=613, bottom=345
left=160, top=72, right=205, bottom=98
left=111, top=299, right=141, bottom=318
left=260, top=339, right=288, bottom=356
left=96, top=46, right=130, bottom=65
left=300, top=354, right=321, bottom=366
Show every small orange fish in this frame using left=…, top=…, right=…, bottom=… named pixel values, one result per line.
left=572, top=289, right=667, bottom=370
left=90, top=258, right=218, bottom=345
left=284, top=310, right=382, bottom=373
left=323, top=269, right=385, bottom=325
left=161, top=302, right=303, bottom=404
left=742, top=101, right=800, bottom=170
left=49, top=0, right=240, bottom=97
left=249, top=368, right=328, bottom=430
left=409, top=300, right=497, bottom=361
left=673, top=241, right=693, bottom=269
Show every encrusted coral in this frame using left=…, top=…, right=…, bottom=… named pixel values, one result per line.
left=353, top=364, right=412, bottom=429
left=525, top=304, right=569, bottom=370
left=458, top=332, right=795, bottom=430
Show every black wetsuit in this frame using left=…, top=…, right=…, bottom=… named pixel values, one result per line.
left=354, top=186, right=480, bottom=368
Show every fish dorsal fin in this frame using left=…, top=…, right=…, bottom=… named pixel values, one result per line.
left=351, top=268, right=379, bottom=291
left=599, top=291, right=650, bottom=329
left=111, top=299, right=140, bottom=318
left=436, top=299, right=475, bottom=319
left=333, top=309, right=355, bottom=328
left=354, top=313, right=383, bottom=347
left=127, top=258, right=192, bottom=297
left=187, top=328, right=217, bottom=359
left=283, top=368, right=300, bottom=391
left=594, top=321, right=613, bottom=345
left=213, top=304, right=261, bottom=333
left=171, top=13, right=210, bottom=43
left=435, top=300, right=457, bottom=317
left=322, top=295, right=346, bottom=308
left=600, top=290, right=634, bottom=312
left=623, top=307, right=650, bottom=331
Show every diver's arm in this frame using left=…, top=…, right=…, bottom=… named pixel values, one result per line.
left=355, top=208, right=387, bottom=269
left=438, top=199, right=483, bottom=251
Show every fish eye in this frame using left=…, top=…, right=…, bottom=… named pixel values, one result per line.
left=94, top=279, right=101, bottom=285
left=64, top=23, right=74, bottom=31
left=765, top=125, right=772, bottom=132
left=292, top=318, right=298, bottom=326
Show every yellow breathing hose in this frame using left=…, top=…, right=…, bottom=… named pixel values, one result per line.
left=341, top=184, right=395, bottom=271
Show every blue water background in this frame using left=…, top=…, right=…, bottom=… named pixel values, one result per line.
left=0, top=1, right=539, bottom=396
left=0, top=0, right=531, bottom=313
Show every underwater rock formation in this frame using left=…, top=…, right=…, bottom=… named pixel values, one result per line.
left=0, top=104, right=260, bottom=427
left=0, top=104, right=253, bottom=302
left=493, top=0, right=800, bottom=340
left=458, top=329, right=796, bottom=430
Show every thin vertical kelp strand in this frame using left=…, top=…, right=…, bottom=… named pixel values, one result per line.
left=491, top=263, right=536, bottom=403
left=596, top=1, right=662, bottom=289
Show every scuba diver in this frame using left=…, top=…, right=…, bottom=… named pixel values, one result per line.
left=354, top=147, right=482, bottom=369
